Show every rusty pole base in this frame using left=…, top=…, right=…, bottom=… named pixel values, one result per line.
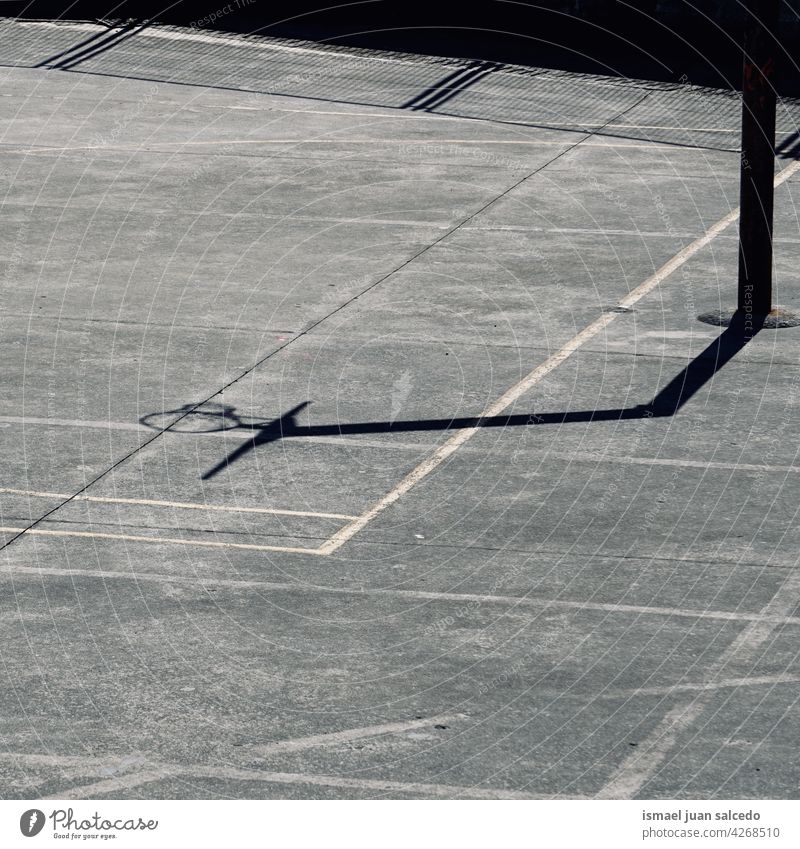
left=698, top=307, right=800, bottom=328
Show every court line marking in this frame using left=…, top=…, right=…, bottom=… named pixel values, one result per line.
left=0, top=752, right=145, bottom=769
left=602, top=124, right=738, bottom=134
left=0, top=749, right=550, bottom=800
left=249, top=714, right=460, bottom=757
left=319, top=158, right=800, bottom=555
left=601, top=673, right=800, bottom=701
left=41, top=679, right=797, bottom=796
left=27, top=761, right=555, bottom=800
left=3, top=716, right=460, bottom=765
left=8, top=139, right=740, bottom=155
left=0, top=414, right=150, bottom=432
left=0, top=488, right=357, bottom=521
left=3, top=565, right=799, bottom=628
left=0, top=527, right=326, bottom=555
left=543, top=451, right=800, bottom=475
left=596, top=569, right=800, bottom=798
left=50, top=714, right=461, bottom=798
left=53, top=769, right=172, bottom=801
left=52, top=763, right=552, bottom=800
left=6, top=140, right=738, bottom=158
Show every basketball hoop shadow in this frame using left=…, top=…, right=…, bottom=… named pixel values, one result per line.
left=140, top=314, right=764, bottom=481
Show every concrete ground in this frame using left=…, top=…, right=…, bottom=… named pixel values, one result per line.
left=1, top=18, right=799, bottom=800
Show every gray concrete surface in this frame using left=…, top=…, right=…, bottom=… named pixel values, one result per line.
left=0, top=18, right=799, bottom=800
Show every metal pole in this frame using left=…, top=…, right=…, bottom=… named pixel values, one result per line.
left=738, top=0, right=779, bottom=316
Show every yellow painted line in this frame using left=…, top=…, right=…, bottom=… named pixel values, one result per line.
left=0, top=526, right=326, bottom=555
left=319, top=157, right=800, bottom=556
left=0, top=488, right=356, bottom=521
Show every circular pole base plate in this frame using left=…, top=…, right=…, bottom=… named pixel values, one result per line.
left=698, top=308, right=800, bottom=329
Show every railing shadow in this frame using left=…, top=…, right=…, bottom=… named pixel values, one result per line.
left=35, top=19, right=151, bottom=70
left=13, top=6, right=800, bottom=153
left=14, top=0, right=800, bottom=92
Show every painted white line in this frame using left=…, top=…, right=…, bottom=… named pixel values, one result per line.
left=539, top=451, right=800, bottom=476
left=472, top=224, right=704, bottom=238
left=174, top=764, right=546, bottom=798
left=0, top=749, right=553, bottom=799
left=82, top=496, right=356, bottom=521
left=250, top=715, right=459, bottom=757
left=9, top=139, right=734, bottom=154
left=319, top=158, right=800, bottom=556
left=605, top=123, right=737, bottom=134
left=53, top=769, right=171, bottom=801
left=12, top=139, right=737, bottom=157
left=0, top=751, right=148, bottom=769
left=0, top=412, right=430, bottom=451
left=596, top=569, right=800, bottom=798
left=0, top=413, right=150, bottom=433
left=7, top=751, right=154, bottom=773
left=0, top=526, right=326, bottom=555
left=0, top=488, right=356, bottom=521
left=150, top=128, right=739, bottom=139
left=4, top=565, right=800, bottom=629
left=722, top=576, right=800, bottom=665
left=603, top=673, right=800, bottom=701
left=66, top=766, right=550, bottom=800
